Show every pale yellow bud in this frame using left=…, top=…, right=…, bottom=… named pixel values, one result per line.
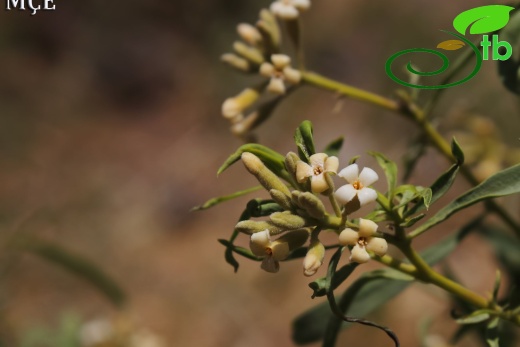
left=270, top=211, right=306, bottom=229
left=241, top=152, right=291, bottom=197
left=303, top=239, right=325, bottom=276
left=237, top=23, right=262, bottom=45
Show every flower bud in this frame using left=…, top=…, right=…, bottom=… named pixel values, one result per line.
left=233, top=41, right=264, bottom=64
left=221, top=88, right=260, bottom=119
left=298, top=192, right=326, bottom=219
left=269, top=189, right=293, bottom=210
left=284, top=152, right=300, bottom=180
left=237, top=23, right=262, bottom=45
left=221, top=53, right=251, bottom=72
left=241, top=152, right=291, bottom=197
left=277, top=228, right=310, bottom=250
left=235, top=220, right=284, bottom=235
left=269, top=211, right=306, bottom=229
left=303, top=238, right=325, bottom=276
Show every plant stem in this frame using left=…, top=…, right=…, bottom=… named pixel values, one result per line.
left=302, top=70, right=520, bottom=236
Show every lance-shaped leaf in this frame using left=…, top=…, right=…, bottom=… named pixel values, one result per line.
left=323, top=137, right=344, bottom=157
left=368, top=151, right=397, bottom=201
left=192, top=186, right=263, bottom=211
left=409, top=164, right=520, bottom=238
left=453, top=5, right=515, bottom=35
left=217, top=143, right=287, bottom=179
left=294, top=120, right=316, bottom=161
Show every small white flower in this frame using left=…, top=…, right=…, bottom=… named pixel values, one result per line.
left=250, top=229, right=290, bottom=273
left=259, top=54, right=301, bottom=94
left=338, top=219, right=388, bottom=263
left=270, top=0, right=311, bottom=20
left=296, top=153, right=339, bottom=193
left=334, top=164, right=379, bottom=206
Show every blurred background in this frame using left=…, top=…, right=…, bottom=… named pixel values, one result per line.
left=0, top=0, right=519, bottom=346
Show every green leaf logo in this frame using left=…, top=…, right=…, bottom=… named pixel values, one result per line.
left=453, top=5, right=515, bottom=35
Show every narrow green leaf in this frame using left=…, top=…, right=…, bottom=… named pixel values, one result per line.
left=323, top=137, right=344, bottom=157
left=217, top=144, right=286, bottom=178
left=368, top=151, right=398, bottom=200
left=294, top=120, right=316, bottom=161
left=410, top=164, right=520, bottom=238
left=486, top=317, right=500, bottom=347
left=406, top=163, right=459, bottom=217
left=400, top=214, right=425, bottom=228
left=14, top=237, right=126, bottom=307
left=455, top=311, right=490, bottom=324
left=309, top=263, right=359, bottom=298
left=192, top=186, right=263, bottom=211
left=218, top=239, right=260, bottom=261
left=451, top=137, right=465, bottom=165
left=453, top=5, right=514, bottom=35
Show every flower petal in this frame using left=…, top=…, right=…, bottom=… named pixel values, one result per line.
left=309, top=153, right=327, bottom=167
left=359, top=167, right=379, bottom=186
left=292, top=0, right=311, bottom=10
left=334, top=184, right=357, bottom=205
left=349, top=244, right=371, bottom=263
left=311, top=173, right=329, bottom=193
left=338, top=164, right=359, bottom=184
left=270, top=241, right=290, bottom=261
left=267, top=77, right=286, bottom=94
left=261, top=256, right=280, bottom=273
left=283, top=67, right=301, bottom=84
left=324, top=156, right=339, bottom=174
left=271, top=54, right=291, bottom=69
left=367, top=237, right=388, bottom=257
left=250, top=230, right=271, bottom=257
left=356, top=187, right=377, bottom=206
left=338, top=228, right=359, bottom=246
left=259, top=62, right=275, bottom=77
left=296, top=161, right=313, bottom=183
left=358, top=218, right=378, bottom=237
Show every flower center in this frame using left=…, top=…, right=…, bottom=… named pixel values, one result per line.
left=357, top=237, right=368, bottom=246
left=313, top=166, right=324, bottom=176
left=265, top=247, right=273, bottom=256
left=352, top=180, right=363, bottom=190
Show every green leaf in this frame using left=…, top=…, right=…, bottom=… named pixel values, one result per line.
left=309, top=263, right=359, bottom=298
left=455, top=311, right=491, bottom=324
left=294, top=120, right=316, bottom=161
left=498, top=9, right=520, bottom=95
left=451, top=137, right=465, bottom=165
left=217, top=144, right=286, bottom=178
left=192, top=186, right=263, bottom=211
left=218, top=239, right=260, bottom=261
left=14, top=236, right=126, bottom=307
left=410, top=164, right=520, bottom=238
left=400, top=214, right=425, bottom=228
left=406, top=163, right=459, bottom=217
left=323, top=137, right=344, bottom=157
left=486, top=317, right=500, bottom=347
left=368, top=152, right=397, bottom=201
left=292, top=224, right=472, bottom=345
left=453, top=5, right=515, bottom=35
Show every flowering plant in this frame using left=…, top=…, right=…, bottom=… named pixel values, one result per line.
left=198, top=2, right=520, bottom=346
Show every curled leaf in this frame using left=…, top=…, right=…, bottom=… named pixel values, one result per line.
left=437, top=39, right=465, bottom=50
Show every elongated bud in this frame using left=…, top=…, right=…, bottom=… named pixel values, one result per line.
left=258, top=9, right=280, bottom=48
left=298, top=192, right=326, bottom=219
left=237, top=23, right=262, bottom=46
left=235, top=220, right=284, bottom=235
left=269, top=211, right=306, bottom=230
left=284, top=152, right=300, bottom=179
left=233, top=41, right=264, bottom=65
left=222, top=88, right=260, bottom=119
left=241, top=152, right=291, bottom=197
left=269, top=189, right=293, bottom=210
left=303, top=238, right=325, bottom=277
left=221, top=53, right=251, bottom=72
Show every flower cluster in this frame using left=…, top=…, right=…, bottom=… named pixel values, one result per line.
left=238, top=150, right=386, bottom=276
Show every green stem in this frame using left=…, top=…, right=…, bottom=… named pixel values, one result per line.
left=302, top=71, right=520, bottom=237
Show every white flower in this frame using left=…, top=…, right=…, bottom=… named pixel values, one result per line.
left=270, top=0, right=311, bottom=20
left=338, top=219, right=388, bottom=263
left=296, top=153, right=339, bottom=193
left=259, top=54, right=301, bottom=94
left=334, top=164, right=378, bottom=206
